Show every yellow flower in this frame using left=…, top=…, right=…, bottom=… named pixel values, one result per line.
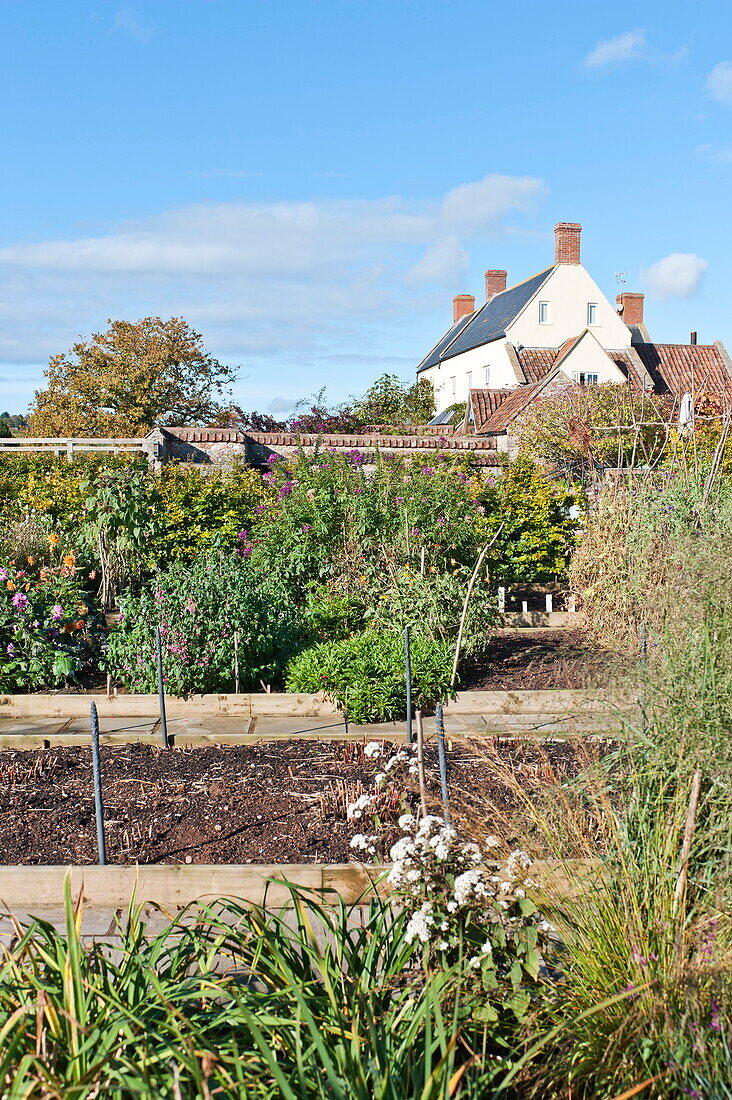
left=48, top=533, right=60, bottom=546
left=26, top=556, right=36, bottom=565
left=63, top=554, right=76, bottom=569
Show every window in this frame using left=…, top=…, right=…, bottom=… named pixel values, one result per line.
left=539, top=301, right=550, bottom=324
left=572, top=371, right=599, bottom=386
left=466, top=371, right=472, bottom=391
left=484, top=366, right=490, bottom=387
left=587, top=302, right=599, bottom=326
left=451, top=376, right=456, bottom=395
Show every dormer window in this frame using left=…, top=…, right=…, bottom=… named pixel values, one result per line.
left=539, top=301, right=550, bottom=324
left=587, top=302, right=599, bottom=326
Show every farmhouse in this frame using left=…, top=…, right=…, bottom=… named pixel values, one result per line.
left=417, top=222, right=732, bottom=453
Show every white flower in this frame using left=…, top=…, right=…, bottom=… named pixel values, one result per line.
left=405, top=902, right=434, bottom=943
left=390, top=836, right=415, bottom=862
left=484, top=835, right=501, bottom=849
left=350, top=833, right=378, bottom=852
left=538, top=919, right=556, bottom=933
left=515, top=888, right=526, bottom=899
left=505, top=849, right=532, bottom=879
left=346, top=793, right=374, bottom=820
left=398, top=813, right=415, bottom=831
left=469, top=956, right=481, bottom=969
left=481, top=941, right=493, bottom=955
left=364, top=741, right=384, bottom=759
left=462, top=842, right=483, bottom=865
left=437, top=939, right=448, bottom=950
left=374, top=772, right=386, bottom=786
left=454, top=869, right=490, bottom=906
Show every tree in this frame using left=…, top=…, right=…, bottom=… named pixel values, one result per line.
left=518, top=383, right=671, bottom=479
left=28, top=317, right=237, bottom=437
left=351, top=373, right=435, bottom=426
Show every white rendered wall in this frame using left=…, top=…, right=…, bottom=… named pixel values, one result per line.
left=558, top=331, right=627, bottom=384
left=508, top=266, right=631, bottom=351
left=424, top=341, right=518, bottom=412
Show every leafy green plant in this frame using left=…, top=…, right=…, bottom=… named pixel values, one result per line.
left=285, top=629, right=454, bottom=722
left=107, top=553, right=303, bottom=694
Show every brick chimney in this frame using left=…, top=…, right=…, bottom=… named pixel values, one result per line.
left=554, top=222, right=582, bottom=265
left=453, top=294, right=475, bottom=323
left=616, top=292, right=644, bottom=326
left=484, top=269, right=507, bottom=301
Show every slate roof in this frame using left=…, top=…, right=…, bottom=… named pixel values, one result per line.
left=416, top=313, right=474, bottom=373
left=416, top=267, right=555, bottom=372
left=442, top=267, right=554, bottom=361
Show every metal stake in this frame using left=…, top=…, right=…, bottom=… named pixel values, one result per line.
left=156, top=626, right=170, bottom=748
left=404, top=626, right=413, bottom=745
left=90, top=702, right=107, bottom=865
left=435, top=702, right=451, bottom=824
left=640, top=620, right=648, bottom=667
left=233, top=630, right=240, bottom=693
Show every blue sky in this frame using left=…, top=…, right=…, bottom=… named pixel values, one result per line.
left=2, top=0, right=732, bottom=416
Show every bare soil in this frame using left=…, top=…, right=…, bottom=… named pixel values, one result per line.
left=0, top=739, right=603, bottom=865
left=463, top=629, right=632, bottom=691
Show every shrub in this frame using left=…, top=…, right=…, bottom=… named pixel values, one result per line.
left=0, top=558, right=105, bottom=691
left=107, top=553, right=303, bottom=694
left=285, top=629, right=454, bottom=722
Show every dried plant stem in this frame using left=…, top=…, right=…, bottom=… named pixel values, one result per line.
left=415, top=709, right=428, bottom=816
left=673, top=769, right=703, bottom=926
left=450, top=524, right=505, bottom=688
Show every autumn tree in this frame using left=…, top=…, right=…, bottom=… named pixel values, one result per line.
left=28, top=317, right=237, bottom=437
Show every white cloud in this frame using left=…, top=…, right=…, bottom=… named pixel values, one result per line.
left=707, top=61, right=732, bottom=107
left=642, top=253, right=708, bottom=300
left=405, top=236, right=469, bottom=286
left=0, top=173, right=546, bottom=404
left=113, top=7, right=153, bottom=43
left=582, top=29, right=647, bottom=70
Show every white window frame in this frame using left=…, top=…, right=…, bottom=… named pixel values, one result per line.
left=572, top=371, right=599, bottom=386
left=483, top=366, right=490, bottom=387
left=450, top=376, right=456, bottom=395
left=538, top=301, right=551, bottom=324
left=587, top=302, right=599, bottom=326
left=466, top=371, right=472, bottom=391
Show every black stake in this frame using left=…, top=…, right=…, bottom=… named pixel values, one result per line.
left=233, top=630, right=240, bottom=694
left=90, top=702, right=107, bottom=865
left=156, top=626, right=170, bottom=748
left=640, top=620, right=648, bottom=668
left=435, top=702, right=451, bottom=824
left=404, top=626, right=413, bottom=746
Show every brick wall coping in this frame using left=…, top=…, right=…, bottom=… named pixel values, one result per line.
left=246, top=431, right=497, bottom=451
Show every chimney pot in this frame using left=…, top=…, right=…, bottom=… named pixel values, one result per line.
left=554, top=222, right=582, bottom=265
left=690, top=331, right=698, bottom=345
left=452, top=294, right=475, bottom=323
left=616, top=292, right=645, bottom=326
left=484, top=269, right=507, bottom=301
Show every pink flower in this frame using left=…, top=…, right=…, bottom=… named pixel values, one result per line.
left=11, top=592, right=28, bottom=611
left=51, top=604, right=63, bottom=620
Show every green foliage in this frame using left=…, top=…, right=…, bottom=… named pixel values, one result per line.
left=108, top=553, right=303, bottom=694
left=0, top=881, right=502, bottom=1097
left=285, top=629, right=454, bottom=721
left=0, top=559, right=105, bottom=691
left=351, top=373, right=436, bottom=426
left=518, top=382, right=670, bottom=477
left=154, top=463, right=268, bottom=561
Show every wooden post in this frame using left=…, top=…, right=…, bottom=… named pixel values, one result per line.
left=545, top=593, right=553, bottom=613
left=66, top=439, right=74, bottom=462
left=521, top=599, right=528, bottom=615
left=497, top=586, right=506, bottom=613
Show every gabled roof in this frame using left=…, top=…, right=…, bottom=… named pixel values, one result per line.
left=477, top=380, right=546, bottom=433
left=416, top=313, right=474, bottom=373
left=468, top=388, right=514, bottom=433
left=442, top=267, right=555, bottom=361
left=633, top=343, right=732, bottom=398
left=417, top=267, right=555, bottom=372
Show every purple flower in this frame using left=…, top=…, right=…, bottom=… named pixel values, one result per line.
left=353, top=487, right=364, bottom=494
left=437, top=516, right=446, bottom=527
left=348, top=449, right=366, bottom=466
left=411, top=527, right=421, bottom=537
left=237, top=530, right=249, bottom=540
left=301, top=524, right=313, bottom=532
left=266, top=453, right=283, bottom=464
left=421, top=466, right=435, bottom=476
left=11, top=592, right=28, bottom=611
left=6, top=643, right=15, bottom=655
left=394, top=496, right=404, bottom=504
left=254, top=503, right=267, bottom=514
left=710, top=999, right=721, bottom=1032
left=0, top=568, right=7, bottom=581
left=51, top=604, right=63, bottom=620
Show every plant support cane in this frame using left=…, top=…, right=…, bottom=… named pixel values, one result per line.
left=156, top=625, right=170, bottom=748
left=404, top=626, right=413, bottom=745
left=89, top=702, right=107, bottom=865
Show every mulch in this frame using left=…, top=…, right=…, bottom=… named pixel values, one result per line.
left=0, top=738, right=601, bottom=865
left=462, top=629, right=632, bottom=690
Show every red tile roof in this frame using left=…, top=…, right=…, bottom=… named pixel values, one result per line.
left=160, top=427, right=249, bottom=443
left=634, top=343, right=732, bottom=399
left=468, top=388, right=513, bottom=433
left=477, top=381, right=544, bottom=433
left=516, top=348, right=555, bottom=383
